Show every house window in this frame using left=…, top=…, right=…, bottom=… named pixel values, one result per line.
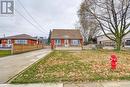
left=71, top=40, right=80, bottom=45
left=15, top=40, right=27, bottom=44
left=125, top=40, right=130, bottom=45
left=55, top=39, right=61, bottom=45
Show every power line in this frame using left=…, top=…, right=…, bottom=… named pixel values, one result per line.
left=17, top=0, right=48, bottom=33
left=15, top=9, right=49, bottom=35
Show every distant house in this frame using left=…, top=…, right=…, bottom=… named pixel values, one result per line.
left=96, top=33, right=130, bottom=48
left=51, top=29, right=83, bottom=49
left=0, top=34, right=40, bottom=48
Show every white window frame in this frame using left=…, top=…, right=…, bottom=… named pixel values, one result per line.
left=71, top=40, right=80, bottom=46
left=15, top=40, right=27, bottom=44
left=55, top=39, right=61, bottom=45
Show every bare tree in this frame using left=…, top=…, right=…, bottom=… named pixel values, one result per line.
left=81, top=0, right=130, bottom=50
left=78, top=1, right=100, bottom=44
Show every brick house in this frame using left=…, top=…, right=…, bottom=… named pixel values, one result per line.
left=51, top=29, right=83, bottom=49
left=0, top=34, right=40, bottom=48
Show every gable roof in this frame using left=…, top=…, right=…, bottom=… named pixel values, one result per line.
left=51, top=29, right=82, bottom=39
left=0, top=34, right=37, bottom=40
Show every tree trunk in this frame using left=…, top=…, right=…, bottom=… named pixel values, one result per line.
left=115, top=37, right=122, bottom=51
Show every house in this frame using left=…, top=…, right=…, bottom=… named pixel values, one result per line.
left=96, top=33, right=130, bottom=48
left=0, top=34, right=39, bottom=48
left=123, top=32, right=130, bottom=48
left=51, top=29, right=83, bottom=49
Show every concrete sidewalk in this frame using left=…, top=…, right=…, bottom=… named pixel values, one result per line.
left=0, top=49, right=51, bottom=84
left=0, top=83, right=63, bottom=87
left=0, top=81, right=130, bottom=87
left=64, top=81, right=130, bottom=87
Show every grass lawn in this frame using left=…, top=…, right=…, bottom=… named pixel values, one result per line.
left=0, top=50, right=11, bottom=57
left=11, top=50, right=130, bottom=83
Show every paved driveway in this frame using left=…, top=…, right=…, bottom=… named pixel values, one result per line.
left=0, top=49, right=51, bottom=84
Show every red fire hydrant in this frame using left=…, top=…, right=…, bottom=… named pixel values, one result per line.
left=110, top=54, right=117, bottom=70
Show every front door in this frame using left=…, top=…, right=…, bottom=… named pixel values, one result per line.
left=64, top=40, right=69, bottom=47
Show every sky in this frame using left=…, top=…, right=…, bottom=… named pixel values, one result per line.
left=0, top=0, right=82, bottom=38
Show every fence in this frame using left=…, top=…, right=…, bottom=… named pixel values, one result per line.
left=12, top=44, right=44, bottom=54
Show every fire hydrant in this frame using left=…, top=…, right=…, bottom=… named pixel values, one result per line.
left=110, top=54, right=117, bottom=70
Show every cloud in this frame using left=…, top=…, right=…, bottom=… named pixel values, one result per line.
left=0, top=0, right=82, bottom=38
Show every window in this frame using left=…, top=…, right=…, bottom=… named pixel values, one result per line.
left=55, top=39, right=61, bottom=45
left=71, top=40, right=80, bottom=45
left=15, top=40, right=27, bottom=44
left=125, top=40, right=130, bottom=46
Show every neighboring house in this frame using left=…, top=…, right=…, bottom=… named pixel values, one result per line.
left=34, top=37, right=47, bottom=45
left=0, top=34, right=39, bottom=48
left=123, top=32, right=130, bottom=48
left=96, top=33, right=130, bottom=48
left=51, top=29, right=83, bottom=49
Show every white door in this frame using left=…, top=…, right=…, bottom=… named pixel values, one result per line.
left=64, top=40, right=69, bottom=47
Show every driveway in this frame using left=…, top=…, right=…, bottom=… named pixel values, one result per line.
left=0, top=49, right=51, bottom=84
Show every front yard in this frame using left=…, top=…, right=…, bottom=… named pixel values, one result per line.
left=0, top=50, right=11, bottom=57
left=11, top=50, right=130, bottom=83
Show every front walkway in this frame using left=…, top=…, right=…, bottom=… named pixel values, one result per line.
left=0, top=49, right=52, bottom=83
left=0, top=81, right=130, bottom=87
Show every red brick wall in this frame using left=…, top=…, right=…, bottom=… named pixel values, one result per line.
left=61, top=39, right=64, bottom=46
left=51, top=39, right=55, bottom=49
left=80, top=39, right=83, bottom=46
left=1, top=39, right=37, bottom=45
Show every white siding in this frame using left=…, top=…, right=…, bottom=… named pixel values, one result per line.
left=97, top=33, right=130, bottom=48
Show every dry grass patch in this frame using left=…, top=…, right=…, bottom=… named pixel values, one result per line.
left=11, top=50, right=130, bottom=83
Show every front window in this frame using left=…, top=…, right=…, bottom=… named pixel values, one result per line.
left=15, top=40, right=27, bottom=44
left=55, top=39, right=61, bottom=45
left=71, top=40, right=80, bottom=45
left=125, top=40, right=130, bottom=46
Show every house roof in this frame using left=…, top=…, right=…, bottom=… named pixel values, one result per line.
left=51, top=29, right=82, bottom=39
left=0, top=34, right=37, bottom=40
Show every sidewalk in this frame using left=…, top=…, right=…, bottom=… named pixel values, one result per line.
left=0, top=83, right=63, bottom=87
left=0, top=81, right=130, bottom=87
left=64, top=81, right=130, bottom=87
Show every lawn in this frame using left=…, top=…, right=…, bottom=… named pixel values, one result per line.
left=11, top=50, right=130, bottom=83
left=0, top=50, right=11, bottom=57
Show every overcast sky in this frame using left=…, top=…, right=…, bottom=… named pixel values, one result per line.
left=0, top=0, right=82, bottom=38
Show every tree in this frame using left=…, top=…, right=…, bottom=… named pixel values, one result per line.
left=47, top=30, right=51, bottom=45
left=78, top=1, right=100, bottom=43
left=80, top=0, right=130, bottom=50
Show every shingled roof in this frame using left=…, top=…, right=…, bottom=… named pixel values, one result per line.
left=0, top=34, right=37, bottom=40
left=51, top=29, right=82, bottom=39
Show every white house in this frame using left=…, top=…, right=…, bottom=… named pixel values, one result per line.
left=96, top=33, right=130, bottom=48
left=123, top=32, right=130, bottom=48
